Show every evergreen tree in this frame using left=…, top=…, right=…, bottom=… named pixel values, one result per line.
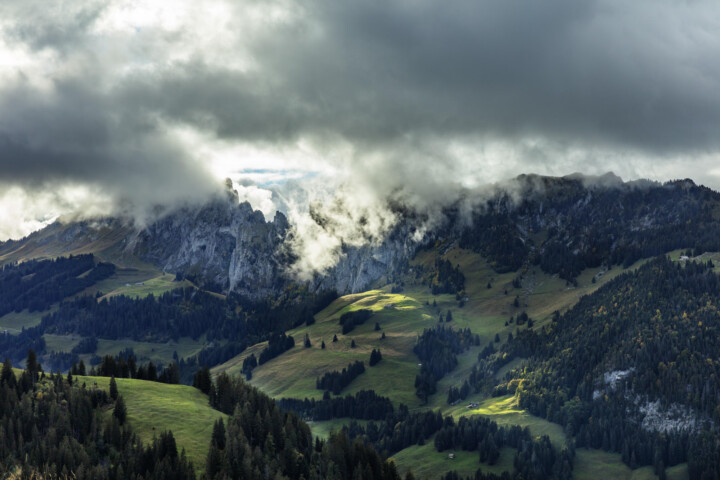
left=26, top=349, right=38, bottom=383
left=211, top=418, right=226, bottom=450
left=147, top=362, right=158, bottom=382
left=369, top=349, right=383, bottom=366
left=113, top=395, right=127, bottom=425
left=1, top=358, right=15, bottom=387
left=110, top=376, right=119, bottom=400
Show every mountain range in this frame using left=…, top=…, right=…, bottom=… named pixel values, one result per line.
left=2, top=172, right=720, bottom=479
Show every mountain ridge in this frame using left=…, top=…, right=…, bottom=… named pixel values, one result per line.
left=2, top=173, right=719, bottom=301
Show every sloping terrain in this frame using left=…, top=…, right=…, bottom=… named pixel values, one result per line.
left=78, top=375, right=226, bottom=473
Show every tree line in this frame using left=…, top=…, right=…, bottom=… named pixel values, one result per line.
left=278, top=390, right=394, bottom=421
left=316, top=361, right=366, bottom=395
left=414, top=325, right=480, bottom=403
left=0, top=254, right=115, bottom=315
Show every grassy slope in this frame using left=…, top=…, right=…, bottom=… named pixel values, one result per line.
left=96, top=273, right=192, bottom=300
left=216, top=248, right=637, bottom=407
left=213, top=290, right=434, bottom=408
left=392, top=443, right=516, bottom=480
left=574, top=450, right=689, bottom=480
left=3, top=262, right=203, bottom=369
left=0, top=308, right=48, bottom=333
left=309, top=418, right=370, bottom=440
left=211, top=247, right=653, bottom=478
left=94, top=337, right=206, bottom=365
left=445, top=395, right=567, bottom=448
left=79, top=375, right=226, bottom=474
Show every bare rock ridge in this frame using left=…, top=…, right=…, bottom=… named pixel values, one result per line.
left=126, top=196, right=290, bottom=297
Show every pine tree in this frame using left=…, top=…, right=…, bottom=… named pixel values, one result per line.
left=321, top=340, right=326, bottom=349
left=211, top=418, right=226, bottom=450
left=446, top=310, right=453, bottom=322
left=304, top=333, right=312, bottom=348
left=332, top=334, right=338, bottom=343
left=110, top=376, right=119, bottom=400
left=1, top=358, right=16, bottom=388
left=113, top=395, right=127, bottom=425
left=147, top=362, right=158, bottom=382
left=350, top=339, right=356, bottom=348
left=26, top=349, right=38, bottom=383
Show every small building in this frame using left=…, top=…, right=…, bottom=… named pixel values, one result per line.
left=448, top=454, right=455, bottom=459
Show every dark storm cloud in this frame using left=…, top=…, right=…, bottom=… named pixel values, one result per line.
left=120, top=0, right=720, bottom=154
left=1, top=0, right=720, bottom=243
left=0, top=75, right=218, bottom=211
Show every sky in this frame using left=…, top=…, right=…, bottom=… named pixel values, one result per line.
left=1, top=0, right=720, bottom=243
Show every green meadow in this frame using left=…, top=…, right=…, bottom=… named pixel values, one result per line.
left=78, top=375, right=225, bottom=474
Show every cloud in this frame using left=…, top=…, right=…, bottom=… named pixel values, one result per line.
left=1, top=0, right=720, bottom=270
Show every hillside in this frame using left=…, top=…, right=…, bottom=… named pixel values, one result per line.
left=214, top=247, right=686, bottom=478
left=212, top=247, right=632, bottom=407
left=3, top=173, right=720, bottom=479
left=78, top=375, right=227, bottom=473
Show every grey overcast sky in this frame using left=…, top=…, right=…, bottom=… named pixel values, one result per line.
left=1, top=0, right=720, bottom=240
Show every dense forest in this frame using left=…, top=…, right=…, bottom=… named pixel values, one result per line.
left=0, top=254, right=115, bottom=315
left=414, top=325, right=481, bottom=403
left=344, top=407, right=573, bottom=480
left=278, top=390, right=395, bottom=421
left=460, top=178, right=720, bottom=279
left=492, top=257, right=720, bottom=477
left=0, top=352, right=406, bottom=480
left=202, top=371, right=406, bottom=480
left=339, top=309, right=373, bottom=334
left=316, top=360, right=366, bottom=395
left=0, top=353, right=196, bottom=479
left=0, top=255, right=336, bottom=375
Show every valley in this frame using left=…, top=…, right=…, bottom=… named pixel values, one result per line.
left=2, top=175, right=718, bottom=479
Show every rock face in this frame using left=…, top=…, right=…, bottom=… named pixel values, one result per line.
left=315, top=226, right=417, bottom=295
left=0, top=190, right=291, bottom=299
left=125, top=195, right=289, bottom=297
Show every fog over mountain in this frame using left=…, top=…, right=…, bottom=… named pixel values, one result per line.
left=2, top=0, right=720, bottom=273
